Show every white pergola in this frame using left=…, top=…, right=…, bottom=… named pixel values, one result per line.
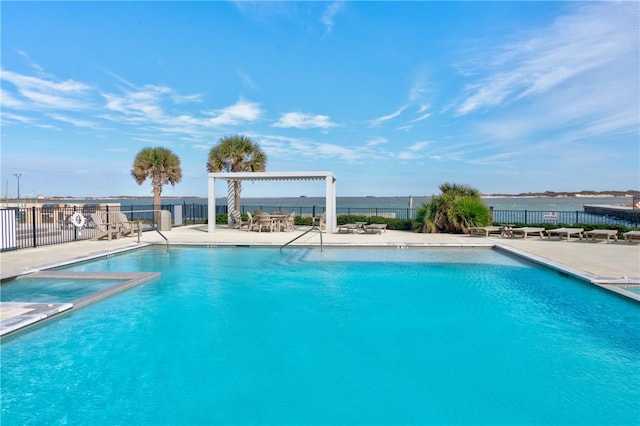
left=207, top=171, right=337, bottom=233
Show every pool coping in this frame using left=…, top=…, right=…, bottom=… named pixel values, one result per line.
left=493, top=244, right=640, bottom=302
left=0, top=270, right=160, bottom=339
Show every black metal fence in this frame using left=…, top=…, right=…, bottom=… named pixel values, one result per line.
left=1, top=203, right=637, bottom=252
left=490, top=209, right=639, bottom=227
left=0, top=205, right=165, bottom=251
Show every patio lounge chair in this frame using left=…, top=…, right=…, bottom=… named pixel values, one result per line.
left=364, top=223, right=387, bottom=234
left=584, top=229, right=618, bottom=243
left=547, top=227, right=584, bottom=241
left=90, top=213, right=120, bottom=241
left=469, top=226, right=503, bottom=237
left=510, top=227, right=545, bottom=239
left=623, top=231, right=640, bottom=243
left=338, top=223, right=361, bottom=233
left=113, top=212, right=141, bottom=238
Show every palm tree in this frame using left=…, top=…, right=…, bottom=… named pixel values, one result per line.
left=131, top=147, right=182, bottom=211
left=417, top=182, right=491, bottom=233
left=206, top=135, right=267, bottom=213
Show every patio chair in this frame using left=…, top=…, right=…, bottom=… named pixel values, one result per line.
left=114, top=212, right=141, bottom=238
left=510, top=227, right=545, bottom=239
left=546, top=227, right=584, bottom=241
left=468, top=226, right=503, bottom=237
left=230, top=210, right=250, bottom=230
left=313, top=213, right=326, bottom=232
left=584, top=229, right=618, bottom=243
left=338, top=223, right=361, bottom=233
left=284, top=212, right=296, bottom=232
left=255, top=213, right=275, bottom=232
left=245, top=211, right=258, bottom=232
left=364, top=223, right=387, bottom=234
left=623, top=231, right=640, bottom=243
left=90, top=213, right=120, bottom=241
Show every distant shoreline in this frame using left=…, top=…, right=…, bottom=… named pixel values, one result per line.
left=30, top=191, right=639, bottom=201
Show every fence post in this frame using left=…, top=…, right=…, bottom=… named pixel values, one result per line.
left=31, top=206, right=37, bottom=248
left=73, top=206, right=78, bottom=241
left=524, top=210, right=528, bottom=224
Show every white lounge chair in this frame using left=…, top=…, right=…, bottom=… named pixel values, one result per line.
left=623, top=231, right=640, bottom=243
left=584, top=229, right=618, bottom=243
left=510, top=227, right=545, bottom=239
left=364, top=223, right=387, bottom=234
left=469, top=226, right=503, bottom=237
left=547, top=227, right=584, bottom=241
left=337, top=223, right=361, bottom=233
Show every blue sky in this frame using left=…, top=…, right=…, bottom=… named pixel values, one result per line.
left=1, top=1, right=638, bottom=198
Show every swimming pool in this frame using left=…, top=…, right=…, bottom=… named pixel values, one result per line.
left=1, top=247, right=639, bottom=425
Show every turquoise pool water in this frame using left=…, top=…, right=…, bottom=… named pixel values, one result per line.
left=0, top=278, right=124, bottom=303
left=1, top=247, right=639, bottom=425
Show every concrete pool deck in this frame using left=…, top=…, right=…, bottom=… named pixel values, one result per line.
left=2, top=224, right=639, bottom=281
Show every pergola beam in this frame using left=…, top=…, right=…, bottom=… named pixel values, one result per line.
left=207, top=171, right=337, bottom=233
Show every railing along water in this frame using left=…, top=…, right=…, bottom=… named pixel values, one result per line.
left=2, top=203, right=637, bottom=252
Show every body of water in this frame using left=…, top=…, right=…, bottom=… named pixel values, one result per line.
left=55, top=196, right=632, bottom=212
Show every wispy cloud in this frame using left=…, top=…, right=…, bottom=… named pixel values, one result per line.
left=46, top=113, right=100, bottom=128
left=1, top=69, right=92, bottom=110
left=238, top=71, right=257, bottom=90
left=455, top=2, right=638, bottom=116
left=365, top=136, right=388, bottom=147
left=411, top=112, right=431, bottom=123
left=369, top=105, right=408, bottom=126
left=408, top=141, right=429, bottom=151
left=272, top=112, right=337, bottom=129
left=322, top=2, right=344, bottom=34
left=206, top=98, right=263, bottom=126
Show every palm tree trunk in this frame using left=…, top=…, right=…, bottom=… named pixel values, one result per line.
left=234, top=180, right=242, bottom=214
left=153, top=183, right=162, bottom=227
left=227, top=180, right=235, bottom=225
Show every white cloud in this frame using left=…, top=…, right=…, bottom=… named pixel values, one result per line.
left=272, top=112, right=337, bottom=129
left=411, top=112, right=431, bottom=123
left=408, top=141, right=429, bottom=151
left=206, top=99, right=263, bottom=126
left=365, top=136, right=388, bottom=147
left=322, top=2, right=344, bottom=34
left=47, top=113, right=100, bottom=128
left=455, top=2, right=638, bottom=116
left=369, top=105, right=408, bottom=126
left=1, top=70, right=92, bottom=110
left=238, top=71, right=257, bottom=90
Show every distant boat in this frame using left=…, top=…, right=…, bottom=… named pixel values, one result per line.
left=299, top=195, right=307, bottom=198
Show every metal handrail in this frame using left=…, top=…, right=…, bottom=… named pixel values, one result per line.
left=152, top=225, right=169, bottom=252
left=280, top=217, right=323, bottom=252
